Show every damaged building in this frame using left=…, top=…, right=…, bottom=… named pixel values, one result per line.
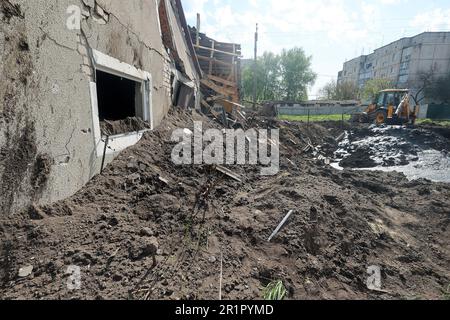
left=0, top=0, right=201, bottom=215
left=189, top=24, right=244, bottom=126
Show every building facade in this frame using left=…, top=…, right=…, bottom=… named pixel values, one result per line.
left=0, top=0, right=201, bottom=215
left=337, top=32, right=450, bottom=95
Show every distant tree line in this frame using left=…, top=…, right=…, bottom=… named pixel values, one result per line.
left=242, top=48, right=317, bottom=102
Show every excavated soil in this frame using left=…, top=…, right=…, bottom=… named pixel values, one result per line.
left=100, top=117, right=152, bottom=136
left=1, top=109, right=449, bottom=300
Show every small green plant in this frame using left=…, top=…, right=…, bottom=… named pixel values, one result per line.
left=442, top=284, right=450, bottom=300
left=263, top=280, right=287, bottom=301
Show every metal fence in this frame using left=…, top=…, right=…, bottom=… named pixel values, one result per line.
left=426, top=104, right=450, bottom=120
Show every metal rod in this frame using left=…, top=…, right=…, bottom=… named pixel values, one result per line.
left=268, top=210, right=295, bottom=242
left=100, top=135, right=110, bottom=174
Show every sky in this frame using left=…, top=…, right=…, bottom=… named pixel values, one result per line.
left=181, top=0, right=450, bottom=98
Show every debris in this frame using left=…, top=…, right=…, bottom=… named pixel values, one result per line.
left=183, top=128, right=193, bottom=136
left=2, top=110, right=450, bottom=300
left=18, top=265, right=33, bottom=278
left=129, top=237, right=159, bottom=261
left=335, top=132, right=346, bottom=142
left=158, top=176, right=169, bottom=185
left=140, top=227, right=154, bottom=237
left=216, top=165, right=242, bottom=182
left=268, top=210, right=295, bottom=242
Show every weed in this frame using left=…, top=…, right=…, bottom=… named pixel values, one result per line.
left=263, top=280, right=287, bottom=300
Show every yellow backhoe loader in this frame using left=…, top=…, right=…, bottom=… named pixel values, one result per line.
left=352, top=89, right=420, bottom=125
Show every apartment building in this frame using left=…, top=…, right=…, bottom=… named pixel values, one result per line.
left=337, top=32, right=450, bottom=95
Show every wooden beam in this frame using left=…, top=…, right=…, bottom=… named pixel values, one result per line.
left=209, top=40, right=215, bottom=75
left=207, top=75, right=236, bottom=88
left=201, top=99, right=212, bottom=109
left=206, top=95, right=226, bottom=102
left=196, top=55, right=234, bottom=68
left=201, top=79, right=235, bottom=96
left=201, top=100, right=221, bottom=120
left=194, top=44, right=241, bottom=57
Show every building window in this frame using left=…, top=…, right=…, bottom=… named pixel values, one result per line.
left=90, top=50, right=152, bottom=157
left=96, top=70, right=144, bottom=124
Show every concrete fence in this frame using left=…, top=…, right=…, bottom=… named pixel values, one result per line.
left=276, top=103, right=450, bottom=120
left=277, top=105, right=366, bottom=116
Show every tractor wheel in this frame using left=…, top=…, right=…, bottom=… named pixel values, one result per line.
left=375, top=110, right=387, bottom=125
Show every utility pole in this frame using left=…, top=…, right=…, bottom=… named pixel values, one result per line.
left=253, top=23, right=258, bottom=110
left=196, top=13, right=200, bottom=46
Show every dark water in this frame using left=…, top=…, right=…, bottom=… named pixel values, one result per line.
left=331, top=126, right=450, bottom=183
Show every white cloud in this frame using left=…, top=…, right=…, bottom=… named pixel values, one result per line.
left=181, top=0, right=447, bottom=97
left=411, top=9, right=450, bottom=31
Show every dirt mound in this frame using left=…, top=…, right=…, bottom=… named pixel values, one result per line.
left=1, top=111, right=449, bottom=300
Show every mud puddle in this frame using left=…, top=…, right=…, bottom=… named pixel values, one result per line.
left=332, top=125, right=450, bottom=183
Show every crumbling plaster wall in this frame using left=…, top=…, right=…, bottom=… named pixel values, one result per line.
left=0, top=0, right=173, bottom=215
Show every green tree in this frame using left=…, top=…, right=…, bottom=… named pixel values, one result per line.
left=361, top=78, right=394, bottom=101
left=319, top=80, right=359, bottom=100
left=242, top=48, right=316, bottom=103
left=318, top=80, right=338, bottom=100
left=335, top=81, right=360, bottom=100
left=279, top=47, right=317, bottom=101
left=242, top=52, right=281, bottom=102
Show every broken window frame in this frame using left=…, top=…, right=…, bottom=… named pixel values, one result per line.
left=171, top=68, right=196, bottom=108
left=89, top=50, right=153, bottom=157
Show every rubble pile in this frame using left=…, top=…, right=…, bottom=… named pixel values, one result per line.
left=1, top=109, right=449, bottom=300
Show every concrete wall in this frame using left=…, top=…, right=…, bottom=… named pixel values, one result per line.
left=277, top=104, right=433, bottom=119
left=0, top=0, right=191, bottom=215
left=277, top=105, right=366, bottom=116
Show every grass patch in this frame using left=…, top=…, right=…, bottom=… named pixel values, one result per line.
left=279, top=114, right=352, bottom=122
left=263, top=280, right=287, bottom=300
left=416, top=119, right=450, bottom=126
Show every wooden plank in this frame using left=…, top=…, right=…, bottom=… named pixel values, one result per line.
left=228, top=44, right=236, bottom=82
left=216, top=165, right=242, bottom=182
left=194, top=44, right=241, bottom=57
left=206, top=95, right=226, bottom=102
left=201, top=100, right=221, bottom=120
left=197, top=55, right=234, bottom=68
left=209, top=41, right=215, bottom=74
left=201, top=79, right=235, bottom=96
left=207, top=75, right=236, bottom=88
